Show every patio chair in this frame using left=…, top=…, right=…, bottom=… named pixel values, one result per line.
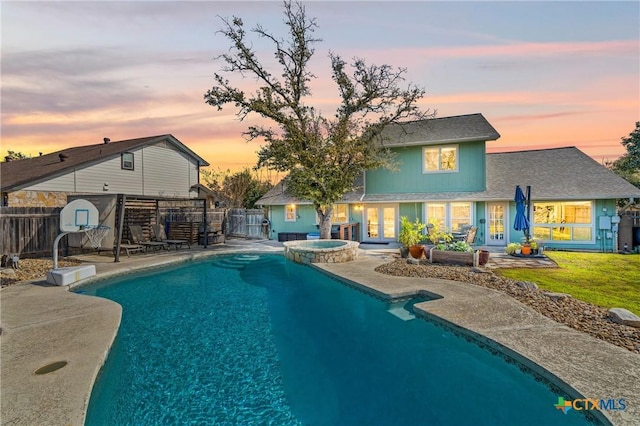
left=451, top=225, right=470, bottom=241
left=452, top=225, right=477, bottom=244
left=151, top=224, right=190, bottom=251
left=463, top=226, right=478, bottom=245
left=112, top=241, right=145, bottom=257
left=129, top=225, right=168, bottom=252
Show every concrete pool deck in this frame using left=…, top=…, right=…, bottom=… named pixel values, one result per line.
left=1, top=240, right=638, bottom=425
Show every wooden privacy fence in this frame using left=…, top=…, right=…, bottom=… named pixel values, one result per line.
left=227, top=209, right=266, bottom=239
left=0, top=207, right=62, bottom=257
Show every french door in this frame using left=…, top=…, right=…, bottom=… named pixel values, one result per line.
left=486, top=202, right=508, bottom=246
left=364, top=204, right=397, bottom=242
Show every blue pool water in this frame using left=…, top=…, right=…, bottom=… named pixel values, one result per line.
left=297, top=240, right=346, bottom=248
left=82, top=254, right=594, bottom=425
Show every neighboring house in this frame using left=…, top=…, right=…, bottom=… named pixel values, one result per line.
left=257, top=113, right=640, bottom=251
left=1, top=135, right=210, bottom=207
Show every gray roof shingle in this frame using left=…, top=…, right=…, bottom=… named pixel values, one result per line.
left=484, top=146, right=640, bottom=201
left=1, top=134, right=209, bottom=191
left=257, top=173, right=365, bottom=206
left=379, top=113, right=501, bottom=147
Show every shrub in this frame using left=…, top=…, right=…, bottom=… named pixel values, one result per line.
left=399, top=216, right=426, bottom=247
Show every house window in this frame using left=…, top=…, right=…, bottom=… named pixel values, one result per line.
left=425, top=203, right=446, bottom=230
left=316, top=204, right=349, bottom=224
left=532, top=201, right=593, bottom=242
left=285, top=204, right=297, bottom=222
left=121, top=152, right=134, bottom=170
left=423, top=145, right=458, bottom=173
left=332, top=204, right=348, bottom=223
left=450, top=202, right=472, bottom=232
left=425, top=202, right=472, bottom=232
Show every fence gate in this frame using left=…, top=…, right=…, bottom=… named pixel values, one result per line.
left=227, top=209, right=265, bottom=239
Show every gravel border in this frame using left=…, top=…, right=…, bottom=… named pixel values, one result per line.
left=375, top=258, right=640, bottom=354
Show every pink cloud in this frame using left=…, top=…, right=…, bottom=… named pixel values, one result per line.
left=343, top=39, right=639, bottom=62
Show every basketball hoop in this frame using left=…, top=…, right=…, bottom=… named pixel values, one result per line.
left=83, top=225, right=111, bottom=249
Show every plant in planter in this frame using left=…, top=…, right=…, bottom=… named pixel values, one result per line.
left=426, top=220, right=453, bottom=246
left=398, top=216, right=426, bottom=258
left=520, top=235, right=540, bottom=255
left=505, top=242, right=522, bottom=256
left=445, top=241, right=474, bottom=252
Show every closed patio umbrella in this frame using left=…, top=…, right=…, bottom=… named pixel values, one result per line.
left=513, top=185, right=530, bottom=237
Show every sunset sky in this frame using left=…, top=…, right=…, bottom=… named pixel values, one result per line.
left=2, top=1, right=639, bottom=172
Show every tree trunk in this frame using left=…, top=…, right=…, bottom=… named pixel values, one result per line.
left=317, top=205, right=333, bottom=239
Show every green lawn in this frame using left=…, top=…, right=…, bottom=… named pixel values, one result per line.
left=495, top=251, right=640, bottom=313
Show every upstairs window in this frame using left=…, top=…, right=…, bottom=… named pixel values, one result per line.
left=121, top=152, right=134, bottom=170
left=423, top=145, right=458, bottom=173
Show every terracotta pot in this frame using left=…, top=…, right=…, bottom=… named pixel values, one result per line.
left=409, top=245, right=424, bottom=259
left=478, top=250, right=490, bottom=266
left=521, top=245, right=532, bottom=255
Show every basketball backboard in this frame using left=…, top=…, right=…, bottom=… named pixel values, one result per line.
left=60, top=199, right=99, bottom=232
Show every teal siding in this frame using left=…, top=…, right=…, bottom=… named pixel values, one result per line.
left=475, top=201, right=486, bottom=245
left=267, top=204, right=363, bottom=240
left=366, top=141, right=486, bottom=194
left=267, top=205, right=319, bottom=239
left=399, top=203, right=423, bottom=222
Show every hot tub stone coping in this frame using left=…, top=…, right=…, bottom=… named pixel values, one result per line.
left=283, top=239, right=360, bottom=263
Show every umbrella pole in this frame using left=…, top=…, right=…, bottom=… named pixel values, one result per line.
left=526, top=185, right=532, bottom=242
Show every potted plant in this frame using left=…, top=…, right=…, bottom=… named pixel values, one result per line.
left=505, top=242, right=522, bottom=256
left=398, top=216, right=426, bottom=259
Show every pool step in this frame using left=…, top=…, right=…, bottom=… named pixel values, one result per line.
left=211, top=255, right=266, bottom=270
left=387, top=301, right=416, bottom=321
left=386, top=297, right=432, bottom=321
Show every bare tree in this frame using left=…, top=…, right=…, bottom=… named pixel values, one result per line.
left=205, top=1, right=430, bottom=238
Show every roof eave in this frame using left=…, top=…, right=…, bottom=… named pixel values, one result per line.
left=385, top=134, right=500, bottom=148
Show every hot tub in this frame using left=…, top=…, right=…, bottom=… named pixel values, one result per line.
left=283, top=239, right=360, bottom=264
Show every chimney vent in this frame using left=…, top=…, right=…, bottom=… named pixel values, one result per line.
left=103, top=137, right=110, bottom=144
left=59, top=153, right=68, bottom=162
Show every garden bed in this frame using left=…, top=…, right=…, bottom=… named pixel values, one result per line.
left=424, top=247, right=490, bottom=266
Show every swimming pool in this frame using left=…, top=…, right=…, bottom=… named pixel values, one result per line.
left=82, top=254, right=595, bottom=425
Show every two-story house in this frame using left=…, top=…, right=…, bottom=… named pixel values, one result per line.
left=1, top=134, right=210, bottom=207
left=257, top=113, right=640, bottom=251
